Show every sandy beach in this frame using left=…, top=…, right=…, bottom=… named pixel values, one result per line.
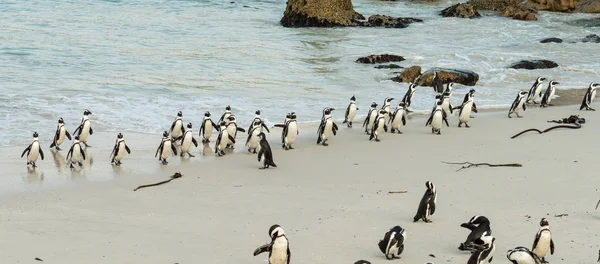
left=0, top=98, right=599, bottom=264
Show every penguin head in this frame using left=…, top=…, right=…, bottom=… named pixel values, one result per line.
left=58, top=117, right=64, bottom=123
left=468, top=215, right=489, bottom=225
left=378, top=109, right=387, bottom=116
left=117, top=133, right=123, bottom=139
left=254, top=119, right=262, bottom=126
left=409, top=82, right=417, bottom=89
left=435, top=94, right=442, bottom=100
left=84, top=109, right=92, bottom=115
left=225, top=105, right=231, bottom=111
left=539, top=218, right=549, bottom=227
left=291, top=112, right=297, bottom=119
left=550, top=81, right=559, bottom=86
left=32, top=132, right=38, bottom=138
left=350, top=95, right=356, bottom=102
left=74, top=135, right=80, bottom=141
left=469, top=88, right=476, bottom=94
left=426, top=181, right=435, bottom=193
left=537, top=76, right=546, bottom=82
left=370, top=102, right=377, bottom=108
left=187, top=122, right=192, bottom=129
left=324, top=109, right=332, bottom=115
left=255, top=110, right=261, bottom=116
left=227, top=115, right=236, bottom=122
left=257, top=132, right=266, bottom=140
left=268, top=224, right=285, bottom=238
left=447, top=82, right=454, bottom=90
left=384, top=97, right=394, bottom=104
left=162, top=131, right=169, bottom=137
left=519, top=90, right=528, bottom=96
left=219, top=121, right=227, bottom=128
left=590, top=83, right=599, bottom=89
left=436, top=100, right=443, bottom=106
left=397, top=102, right=406, bottom=108
left=204, top=111, right=211, bottom=117
left=177, top=111, right=182, bottom=117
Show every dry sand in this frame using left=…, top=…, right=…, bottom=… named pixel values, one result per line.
left=0, top=96, right=599, bottom=264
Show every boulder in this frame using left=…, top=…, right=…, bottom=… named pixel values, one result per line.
left=540, top=37, right=563, bottom=43
left=469, top=0, right=522, bottom=11
left=415, top=68, right=479, bottom=86
left=391, top=66, right=422, bottom=83
left=567, top=17, right=600, bottom=27
left=356, top=54, right=405, bottom=64
left=581, top=34, right=600, bottom=42
left=528, top=0, right=576, bottom=12
left=576, top=0, right=600, bottom=12
left=374, top=64, right=403, bottom=69
left=361, top=15, right=424, bottom=28
left=441, top=3, right=482, bottom=18
left=508, top=60, right=559, bottom=69
left=503, top=5, right=538, bottom=20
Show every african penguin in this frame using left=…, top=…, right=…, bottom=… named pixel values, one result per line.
left=381, top=97, right=394, bottom=130
left=433, top=70, right=444, bottom=94
left=317, top=108, right=338, bottom=146
left=66, top=135, right=86, bottom=169
left=540, top=81, right=559, bottom=108
left=389, top=102, right=407, bottom=134
left=199, top=111, right=220, bottom=144
left=72, top=109, right=93, bottom=147
left=363, top=102, right=378, bottom=134
left=248, top=110, right=271, bottom=134
left=441, top=82, right=454, bottom=116
left=531, top=218, right=555, bottom=263
left=343, top=95, right=358, bottom=128
left=369, top=109, right=387, bottom=142
left=215, top=121, right=235, bottom=157
left=426, top=100, right=449, bottom=135
left=155, top=131, right=177, bottom=164
left=459, top=215, right=492, bottom=251
left=258, top=132, right=277, bottom=169
left=180, top=123, right=199, bottom=157
left=458, top=89, right=477, bottom=128
left=226, top=115, right=246, bottom=148
left=219, top=105, right=232, bottom=125
left=109, top=133, right=131, bottom=165
left=508, top=90, right=528, bottom=118
left=401, top=82, right=417, bottom=109
left=580, top=82, right=599, bottom=111
left=462, top=89, right=478, bottom=109
left=526, top=77, right=547, bottom=104
left=253, top=224, right=291, bottom=264
left=413, top=181, right=437, bottom=223
left=282, top=112, right=298, bottom=150
left=50, top=117, right=72, bottom=151
left=246, top=121, right=261, bottom=154
left=378, top=225, right=406, bottom=260
left=507, top=246, right=543, bottom=264
left=467, top=235, right=496, bottom=264
left=169, top=111, right=185, bottom=143
left=21, top=132, right=44, bottom=168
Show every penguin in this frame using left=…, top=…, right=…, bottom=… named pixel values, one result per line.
left=389, top=102, right=407, bottom=134
left=343, top=95, right=358, bottom=128
left=218, top=105, right=232, bottom=125
left=72, top=109, right=93, bottom=147
left=246, top=121, right=261, bottom=154
left=226, top=115, right=246, bottom=148
left=169, top=111, right=185, bottom=143
left=253, top=224, right=291, bottom=264
left=362, top=102, right=378, bottom=134
left=155, top=131, right=177, bottom=164
left=21, top=132, right=44, bottom=168
left=540, top=81, right=559, bottom=108
left=215, top=121, right=235, bottom=157
left=282, top=112, right=298, bottom=150
left=441, top=82, right=454, bottom=116
left=180, top=123, right=199, bottom=157
left=378, top=225, right=406, bottom=260
left=458, top=90, right=476, bottom=128
left=248, top=110, right=271, bottom=134
left=381, top=97, right=394, bottom=130
left=199, top=111, right=220, bottom=144
left=109, top=133, right=131, bottom=165
left=413, top=181, right=437, bottom=223
left=66, top=135, right=86, bottom=169
left=317, top=108, right=338, bottom=146
left=426, top=100, right=449, bottom=135
left=50, top=117, right=71, bottom=151
left=508, top=90, right=528, bottom=118
left=401, top=82, right=417, bottom=109
left=580, top=82, right=599, bottom=111
left=432, top=70, right=444, bottom=94
left=459, top=215, right=492, bottom=251
left=369, top=109, right=388, bottom=142
left=257, top=132, right=277, bottom=169
left=526, top=77, right=547, bottom=104
left=531, top=218, right=555, bottom=263
left=467, top=235, right=496, bottom=264
left=507, top=246, right=543, bottom=264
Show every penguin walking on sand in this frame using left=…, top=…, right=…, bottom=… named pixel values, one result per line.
left=363, top=102, right=378, bottom=134
left=253, top=224, right=291, bottom=264
left=215, top=121, right=235, bottom=157
left=378, top=225, right=406, bottom=260
left=66, top=136, right=85, bottom=169
left=426, top=100, right=449, bottom=135
left=50, top=117, right=71, bottom=151
left=507, top=246, right=543, bottom=264
left=540, top=81, right=559, bottom=108
left=531, top=218, right=555, bottom=263
left=257, top=132, right=277, bottom=169
left=109, top=133, right=131, bottom=165
left=389, top=102, right=407, bottom=134
left=155, top=131, right=177, bottom=164
left=317, top=108, right=338, bottom=146
left=508, top=90, right=528, bottom=118
left=441, top=82, right=454, bottom=116
left=169, top=111, right=185, bottom=143
left=199, top=111, right=220, bottom=144
left=343, top=96, right=358, bottom=128
left=413, top=181, right=437, bottom=223
left=21, top=132, right=44, bottom=168
left=526, top=77, right=547, bottom=104
left=281, top=112, right=298, bottom=150
left=458, top=89, right=477, bottom=128
left=226, top=115, right=246, bottom=149
left=580, top=82, right=599, bottom=111
left=369, top=109, right=388, bottom=142
left=401, top=82, right=417, bottom=110
left=219, top=105, right=233, bottom=125
left=72, top=109, right=93, bottom=147
left=180, top=123, right=199, bottom=157
left=248, top=110, right=271, bottom=134
left=459, top=215, right=492, bottom=251
left=246, top=121, right=261, bottom=154
left=467, top=235, right=496, bottom=264
left=381, top=97, right=394, bottom=130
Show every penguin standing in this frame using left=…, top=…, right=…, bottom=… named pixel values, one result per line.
left=257, top=132, right=277, bottom=169
left=253, top=224, right=291, bottom=264
left=180, top=123, right=199, bottom=157
left=580, top=82, right=599, bottom=111
left=246, top=121, right=261, bottom=154
left=343, top=96, right=358, bottom=128
left=507, top=246, right=543, bottom=264
left=540, top=81, right=559, bottom=108
left=199, top=111, right=220, bottom=144
left=21, top=132, right=44, bottom=168
left=389, top=102, right=407, bottom=134
left=215, top=121, right=235, bottom=157
left=526, top=77, right=547, bottom=104
left=155, top=131, right=177, bottom=164
left=169, top=111, right=185, bottom=143
left=378, top=225, right=406, bottom=260
left=248, top=110, right=271, bottom=134
left=432, top=71, right=444, bottom=94
left=459, top=215, right=492, bottom=251
left=381, top=97, right=394, bottom=130
left=401, top=82, right=417, bottom=109
left=531, top=218, right=555, bottom=263
left=218, top=105, right=232, bottom=125
left=109, top=133, right=131, bottom=165
left=282, top=112, right=298, bottom=150
left=369, top=109, right=388, bottom=142
left=426, top=100, right=449, bottom=135
left=72, top=109, right=93, bottom=147
left=458, top=90, right=477, bottom=128
left=66, top=136, right=86, bottom=169
left=467, top=235, right=496, bottom=264
left=317, top=108, right=338, bottom=146
left=508, top=90, right=528, bottom=118
left=226, top=115, right=246, bottom=149
left=413, top=181, right=437, bottom=223
left=441, top=82, right=454, bottom=116
left=362, top=102, right=378, bottom=134
left=50, top=117, right=71, bottom=151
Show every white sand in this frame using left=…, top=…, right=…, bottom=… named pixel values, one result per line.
left=0, top=103, right=599, bottom=264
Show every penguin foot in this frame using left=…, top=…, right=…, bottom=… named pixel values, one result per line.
left=259, top=167, right=266, bottom=170
left=56, top=146, right=62, bottom=151
left=465, top=124, right=471, bottom=128
left=375, top=138, right=380, bottom=142
left=188, top=153, right=195, bottom=157
left=32, top=163, right=37, bottom=168
left=322, top=142, right=329, bottom=146
left=458, top=123, right=462, bottom=127
left=397, top=131, right=403, bottom=134
left=83, top=142, right=91, bottom=147
left=70, top=164, right=75, bottom=169
left=540, top=258, right=548, bottom=263
left=161, top=160, right=168, bottom=165
left=78, top=162, right=83, bottom=167
left=517, top=115, right=523, bottom=118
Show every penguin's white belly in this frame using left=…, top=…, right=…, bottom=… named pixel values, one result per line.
left=391, top=112, right=404, bottom=129
left=532, top=232, right=551, bottom=257
left=171, top=121, right=182, bottom=138
left=79, top=121, right=91, bottom=141
left=71, top=146, right=83, bottom=162
left=322, top=120, right=333, bottom=139
left=535, top=86, right=542, bottom=98
left=442, top=98, right=450, bottom=112
left=218, top=131, right=230, bottom=151
left=388, top=243, right=400, bottom=255
left=348, top=105, right=357, bottom=121
left=28, top=142, right=40, bottom=162
left=202, top=121, right=213, bottom=139
left=482, top=244, right=495, bottom=263
left=509, top=251, right=536, bottom=264
left=515, top=100, right=525, bottom=113
left=222, top=113, right=231, bottom=125
left=374, top=119, right=384, bottom=135
left=57, top=127, right=66, bottom=146
left=286, top=123, right=298, bottom=144
left=383, top=106, right=390, bottom=123
left=115, top=143, right=127, bottom=161
left=367, top=113, right=377, bottom=130
left=247, top=132, right=259, bottom=149
left=226, top=125, right=236, bottom=139
left=459, top=102, right=473, bottom=122
left=181, top=133, right=193, bottom=152
left=161, top=141, right=172, bottom=159
left=432, top=112, right=443, bottom=130
left=592, top=89, right=597, bottom=102
left=269, top=238, right=289, bottom=264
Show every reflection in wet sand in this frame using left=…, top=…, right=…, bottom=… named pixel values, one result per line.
left=51, top=149, right=66, bottom=173
left=25, top=167, right=44, bottom=184
left=203, top=143, right=213, bottom=157
left=111, top=164, right=125, bottom=177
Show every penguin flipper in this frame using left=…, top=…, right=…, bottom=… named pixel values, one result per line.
left=245, top=133, right=252, bottom=146
left=66, top=146, right=73, bottom=161
left=212, top=121, right=220, bottom=131
left=80, top=147, right=86, bottom=160
left=237, top=127, right=246, bottom=133
left=21, top=145, right=31, bottom=158
left=125, top=145, right=131, bottom=154
left=253, top=243, right=272, bottom=256
left=66, top=130, right=72, bottom=140
left=402, top=115, right=406, bottom=126
left=228, top=135, right=236, bottom=144
left=171, top=142, right=177, bottom=155
left=50, top=141, right=56, bottom=148
left=550, top=239, right=554, bottom=255
left=73, top=125, right=82, bottom=136
left=155, top=142, right=163, bottom=158
left=170, top=121, right=176, bottom=132
left=287, top=246, right=291, bottom=264
left=192, top=137, right=198, bottom=147
left=109, top=145, right=117, bottom=159
left=257, top=149, right=264, bottom=162
left=523, top=102, right=527, bottom=111
left=273, top=124, right=285, bottom=128
left=39, top=148, right=44, bottom=160
left=89, top=126, right=93, bottom=135
left=261, top=123, right=270, bottom=133
left=425, top=116, right=432, bottom=126
left=428, top=197, right=436, bottom=215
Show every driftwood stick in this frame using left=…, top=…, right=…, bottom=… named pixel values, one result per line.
left=133, top=172, right=183, bottom=191
left=511, top=116, right=584, bottom=139
left=596, top=199, right=600, bottom=210
left=388, top=191, right=408, bottom=194
left=554, top=213, right=568, bottom=217
left=442, top=161, right=523, bottom=172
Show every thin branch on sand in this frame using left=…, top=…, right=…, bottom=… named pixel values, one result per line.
left=596, top=199, right=600, bottom=210
left=441, top=161, right=523, bottom=172
left=554, top=214, right=568, bottom=217
left=133, top=172, right=183, bottom=191
left=511, top=115, right=584, bottom=139
left=388, top=191, right=408, bottom=194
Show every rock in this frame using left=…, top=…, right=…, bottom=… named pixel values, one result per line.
left=391, top=66, right=422, bottom=83
left=503, top=5, right=538, bottom=20
left=356, top=54, right=405, bottom=64
left=469, top=0, right=522, bottom=11
left=415, top=68, right=479, bottom=86
left=508, top=60, right=559, bottom=69
left=280, top=0, right=363, bottom=27
left=567, top=17, right=600, bottom=27
left=528, top=0, right=576, bottom=12
left=374, top=64, right=403, bottom=69
left=576, top=0, right=600, bottom=13
left=441, top=3, right=482, bottom=18
left=581, top=34, right=600, bottom=42
left=540, top=37, right=563, bottom=43
left=361, top=15, right=424, bottom=28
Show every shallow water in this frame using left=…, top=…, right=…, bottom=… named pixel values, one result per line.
left=2, top=0, right=600, bottom=147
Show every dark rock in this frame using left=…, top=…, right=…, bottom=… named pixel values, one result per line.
left=540, top=37, right=563, bottom=43
left=356, top=54, right=405, bottom=64
left=528, top=0, right=575, bottom=12
left=581, top=34, right=600, bottom=42
left=360, top=15, right=424, bottom=28
left=469, top=0, right=522, bottom=11
left=566, top=17, right=600, bottom=27
left=508, top=60, right=559, bottom=69
left=441, top=3, right=482, bottom=18
left=503, top=5, right=538, bottom=20
left=391, top=66, right=422, bottom=83
left=415, top=67, right=479, bottom=86
left=374, top=64, right=403, bottom=69
left=576, top=0, right=600, bottom=13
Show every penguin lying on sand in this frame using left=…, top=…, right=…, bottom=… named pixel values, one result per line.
left=459, top=215, right=492, bottom=251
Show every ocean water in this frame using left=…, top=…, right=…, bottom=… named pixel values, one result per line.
left=2, top=0, right=600, bottom=147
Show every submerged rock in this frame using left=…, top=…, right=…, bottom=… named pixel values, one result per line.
left=356, top=54, right=405, bottom=64
left=374, top=64, right=403, bottom=69
left=540, top=37, right=563, bottom=43
left=391, top=66, right=422, bottom=83
left=567, top=17, right=600, bottom=27
left=581, top=34, right=600, bottom=42
left=415, top=68, right=479, bottom=86
left=441, top=3, right=482, bottom=18
left=360, top=15, right=424, bottom=28
left=509, top=60, right=559, bottom=69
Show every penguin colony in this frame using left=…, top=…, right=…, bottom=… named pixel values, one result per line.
left=19, top=77, right=599, bottom=263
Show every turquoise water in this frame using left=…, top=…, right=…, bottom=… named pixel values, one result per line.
left=2, top=0, right=599, bottom=147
